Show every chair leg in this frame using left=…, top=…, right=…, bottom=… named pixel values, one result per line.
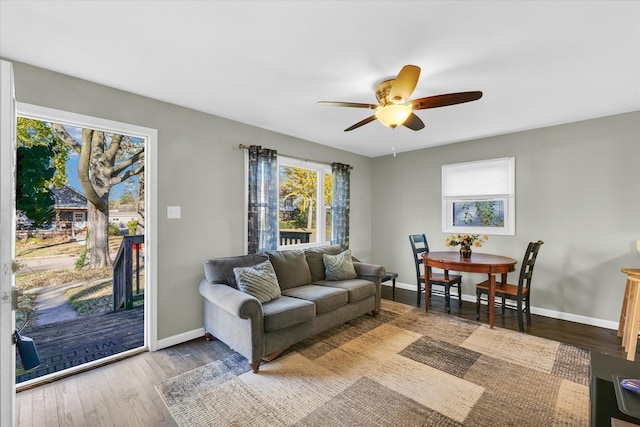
left=516, top=299, right=524, bottom=332
left=476, top=292, right=481, bottom=320
left=501, top=296, right=506, bottom=315
left=445, top=285, right=451, bottom=313
left=416, top=281, right=422, bottom=306
left=457, top=284, right=462, bottom=306
left=525, top=296, right=532, bottom=326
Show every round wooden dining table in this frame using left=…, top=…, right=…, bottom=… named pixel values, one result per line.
left=422, top=251, right=518, bottom=328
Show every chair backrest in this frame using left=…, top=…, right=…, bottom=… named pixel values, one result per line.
left=409, top=234, right=430, bottom=278
left=518, top=240, right=544, bottom=295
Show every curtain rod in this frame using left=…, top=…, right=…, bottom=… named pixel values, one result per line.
left=238, top=144, right=353, bottom=169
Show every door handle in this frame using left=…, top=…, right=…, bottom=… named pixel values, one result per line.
left=11, top=286, right=22, bottom=311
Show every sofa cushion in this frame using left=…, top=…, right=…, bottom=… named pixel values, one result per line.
left=282, top=284, right=348, bottom=314
left=203, top=253, right=269, bottom=289
left=304, top=245, right=345, bottom=282
left=315, top=279, right=376, bottom=303
left=233, top=260, right=281, bottom=303
left=267, top=249, right=312, bottom=290
left=262, top=296, right=315, bottom=333
left=323, top=249, right=358, bottom=281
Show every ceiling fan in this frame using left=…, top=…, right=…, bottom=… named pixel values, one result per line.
left=318, top=65, right=482, bottom=132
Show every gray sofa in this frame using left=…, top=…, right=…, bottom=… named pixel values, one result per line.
left=199, top=244, right=385, bottom=373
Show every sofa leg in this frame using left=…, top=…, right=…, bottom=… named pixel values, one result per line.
left=371, top=309, right=380, bottom=316
left=204, top=332, right=215, bottom=341
left=249, top=361, right=261, bottom=373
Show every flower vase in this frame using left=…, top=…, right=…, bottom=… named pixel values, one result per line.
left=460, top=245, right=472, bottom=258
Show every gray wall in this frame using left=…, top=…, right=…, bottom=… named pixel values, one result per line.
left=8, top=60, right=374, bottom=340
left=372, top=110, right=640, bottom=323
left=8, top=58, right=638, bottom=336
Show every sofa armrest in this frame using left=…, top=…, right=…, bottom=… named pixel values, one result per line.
left=353, top=262, right=385, bottom=310
left=353, top=262, right=385, bottom=279
left=199, top=280, right=263, bottom=319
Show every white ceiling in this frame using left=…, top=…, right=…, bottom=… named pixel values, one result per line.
left=1, top=1, right=639, bottom=157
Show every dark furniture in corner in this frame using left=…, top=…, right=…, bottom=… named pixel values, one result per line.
left=381, top=271, right=398, bottom=300
left=590, top=351, right=640, bottom=426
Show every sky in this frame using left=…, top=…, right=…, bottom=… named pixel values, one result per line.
left=63, top=125, right=140, bottom=202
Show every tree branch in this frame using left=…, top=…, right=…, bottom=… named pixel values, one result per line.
left=111, top=149, right=145, bottom=177
left=105, top=134, right=122, bottom=162
left=78, top=129, right=103, bottom=206
left=52, top=123, right=81, bottom=154
left=111, top=164, right=144, bottom=186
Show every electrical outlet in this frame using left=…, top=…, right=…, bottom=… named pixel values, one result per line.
left=167, top=206, right=181, bottom=219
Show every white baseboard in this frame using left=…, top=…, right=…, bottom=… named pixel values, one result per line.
left=158, top=284, right=618, bottom=350
left=155, top=327, right=204, bottom=350
left=382, top=281, right=619, bottom=331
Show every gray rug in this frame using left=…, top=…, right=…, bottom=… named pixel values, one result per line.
left=156, top=300, right=590, bottom=426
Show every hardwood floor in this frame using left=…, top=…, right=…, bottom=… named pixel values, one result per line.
left=15, top=287, right=628, bottom=426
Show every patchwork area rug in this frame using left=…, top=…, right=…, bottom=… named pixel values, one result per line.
left=156, top=300, right=590, bottom=426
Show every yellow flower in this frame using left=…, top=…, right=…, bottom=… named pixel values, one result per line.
left=445, top=233, right=488, bottom=248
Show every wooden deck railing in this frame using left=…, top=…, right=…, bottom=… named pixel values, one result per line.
left=113, top=234, right=145, bottom=310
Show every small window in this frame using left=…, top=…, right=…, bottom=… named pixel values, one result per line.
left=278, top=156, right=332, bottom=248
left=442, top=157, right=515, bottom=235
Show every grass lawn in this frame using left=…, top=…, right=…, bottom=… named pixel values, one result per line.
left=16, top=234, right=123, bottom=258
left=15, top=233, right=139, bottom=322
left=66, top=276, right=145, bottom=317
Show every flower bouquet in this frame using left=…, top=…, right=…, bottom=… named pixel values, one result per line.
left=446, top=234, right=488, bottom=258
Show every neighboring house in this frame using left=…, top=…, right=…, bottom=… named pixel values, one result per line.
left=50, top=185, right=87, bottom=231
left=109, top=211, right=139, bottom=229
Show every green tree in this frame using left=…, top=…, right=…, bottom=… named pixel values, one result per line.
left=118, top=191, right=135, bottom=206
left=280, top=166, right=317, bottom=230
left=16, top=145, right=55, bottom=226
left=17, top=118, right=69, bottom=187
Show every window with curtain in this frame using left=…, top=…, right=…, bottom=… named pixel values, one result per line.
left=245, top=147, right=351, bottom=252
left=442, top=157, right=515, bottom=235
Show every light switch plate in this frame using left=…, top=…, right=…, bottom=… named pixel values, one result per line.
left=167, top=206, right=181, bottom=219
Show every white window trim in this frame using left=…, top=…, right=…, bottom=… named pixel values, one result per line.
left=442, top=157, right=515, bottom=236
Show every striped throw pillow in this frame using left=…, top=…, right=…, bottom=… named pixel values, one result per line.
left=323, top=249, right=358, bottom=281
left=233, top=260, right=281, bottom=303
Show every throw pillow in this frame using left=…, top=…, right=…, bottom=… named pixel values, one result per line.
left=266, top=249, right=312, bottom=290
left=233, top=260, right=281, bottom=303
left=323, top=249, right=358, bottom=281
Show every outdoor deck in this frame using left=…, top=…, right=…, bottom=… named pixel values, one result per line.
left=16, top=306, right=144, bottom=383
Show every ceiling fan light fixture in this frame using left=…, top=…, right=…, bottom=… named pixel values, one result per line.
left=375, top=104, right=412, bottom=128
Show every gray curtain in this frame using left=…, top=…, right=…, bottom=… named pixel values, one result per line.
left=331, top=162, right=351, bottom=250
left=247, top=145, right=278, bottom=253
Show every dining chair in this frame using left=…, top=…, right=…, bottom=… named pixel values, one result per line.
left=475, top=240, right=544, bottom=332
left=409, top=234, right=462, bottom=312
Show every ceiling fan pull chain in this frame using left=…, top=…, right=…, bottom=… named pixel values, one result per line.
left=392, top=129, right=397, bottom=157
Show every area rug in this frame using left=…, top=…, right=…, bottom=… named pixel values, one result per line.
left=155, top=300, right=590, bottom=426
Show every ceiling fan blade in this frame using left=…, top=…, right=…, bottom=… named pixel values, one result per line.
left=403, top=113, right=425, bottom=131
left=318, top=101, right=377, bottom=109
left=389, top=65, right=421, bottom=103
left=410, top=91, right=483, bottom=110
left=344, top=115, right=377, bottom=132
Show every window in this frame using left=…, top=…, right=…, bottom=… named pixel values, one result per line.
left=442, top=157, right=515, bottom=235
left=278, top=156, right=332, bottom=248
